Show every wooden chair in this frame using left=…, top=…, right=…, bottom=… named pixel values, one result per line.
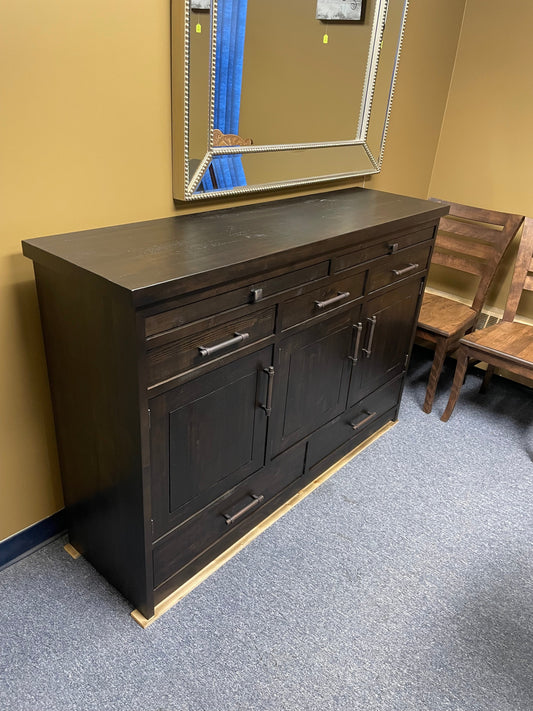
left=416, top=200, right=524, bottom=413
left=441, top=217, right=533, bottom=421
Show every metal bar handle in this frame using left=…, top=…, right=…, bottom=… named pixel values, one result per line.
left=349, top=322, right=363, bottom=364
left=314, top=291, right=350, bottom=310
left=362, top=315, right=377, bottom=357
left=223, top=494, right=264, bottom=526
left=261, top=366, right=275, bottom=416
left=392, top=263, right=419, bottom=277
left=198, top=331, right=249, bottom=358
left=350, top=410, right=377, bottom=432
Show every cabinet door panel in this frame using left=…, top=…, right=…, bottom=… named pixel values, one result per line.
left=349, top=278, right=422, bottom=404
left=169, top=373, right=257, bottom=512
left=270, top=306, right=361, bottom=457
left=150, top=346, right=272, bottom=538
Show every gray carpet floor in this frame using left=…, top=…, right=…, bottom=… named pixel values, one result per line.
left=1, top=346, right=532, bottom=711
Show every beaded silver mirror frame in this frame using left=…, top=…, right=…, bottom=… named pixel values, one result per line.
left=172, top=0, right=409, bottom=201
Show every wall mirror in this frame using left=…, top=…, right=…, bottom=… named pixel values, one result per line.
left=171, top=0, right=409, bottom=201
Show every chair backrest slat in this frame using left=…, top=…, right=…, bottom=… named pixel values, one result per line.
left=435, top=233, right=495, bottom=262
left=504, top=218, right=533, bottom=321
left=430, top=199, right=524, bottom=313
left=432, top=199, right=514, bottom=227
left=438, top=216, right=506, bottom=245
left=524, top=274, right=533, bottom=292
left=431, top=251, right=484, bottom=277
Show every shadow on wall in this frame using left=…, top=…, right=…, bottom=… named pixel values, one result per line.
left=5, top=252, right=61, bottom=493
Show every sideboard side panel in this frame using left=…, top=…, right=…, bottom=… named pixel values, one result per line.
left=33, top=264, right=154, bottom=618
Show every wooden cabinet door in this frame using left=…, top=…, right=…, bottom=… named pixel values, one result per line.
left=150, top=346, right=273, bottom=539
left=270, top=306, right=362, bottom=458
left=349, top=277, right=422, bottom=405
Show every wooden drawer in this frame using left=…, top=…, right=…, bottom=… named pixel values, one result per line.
left=145, top=261, right=329, bottom=340
left=280, top=269, right=366, bottom=330
left=333, top=226, right=435, bottom=273
left=152, top=443, right=306, bottom=589
left=306, top=375, right=403, bottom=472
left=146, top=306, right=275, bottom=388
left=367, top=241, right=432, bottom=294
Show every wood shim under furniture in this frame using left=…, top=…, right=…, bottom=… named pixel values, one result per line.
left=131, top=420, right=396, bottom=629
left=64, top=543, right=81, bottom=559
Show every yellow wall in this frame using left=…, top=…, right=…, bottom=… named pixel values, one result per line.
left=0, top=0, right=465, bottom=541
left=429, top=0, right=533, bottom=316
left=369, top=0, right=466, bottom=198
left=0, top=0, right=177, bottom=541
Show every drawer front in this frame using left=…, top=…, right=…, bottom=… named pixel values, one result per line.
left=145, top=261, right=329, bottom=340
left=367, top=241, right=432, bottom=294
left=280, top=269, right=366, bottom=331
left=306, top=375, right=403, bottom=472
left=333, top=226, right=435, bottom=273
left=146, top=306, right=275, bottom=388
left=152, top=442, right=306, bottom=589
left=250, top=260, right=330, bottom=302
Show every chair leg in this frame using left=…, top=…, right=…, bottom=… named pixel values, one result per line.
left=480, top=364, right=495, bottom=393
left=441, top=350, right=469, bottom=422
left=422, top=338, right=449, bottom=414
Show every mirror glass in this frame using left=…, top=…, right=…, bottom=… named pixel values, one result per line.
left=172, top=0, right=409, bottom=200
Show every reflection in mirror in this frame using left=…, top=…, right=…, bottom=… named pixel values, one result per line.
left=190, top=145, right=377, bottom=197
left=365, top=0, right=408, bottom=162
left=187, top=5, right=211, bottom=180
left=237, top=0, right=378, bottom=146
left=173, top=0, right=409, bottom=200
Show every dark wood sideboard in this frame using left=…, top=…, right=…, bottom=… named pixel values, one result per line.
left=22, top=188, right=448, bottom=620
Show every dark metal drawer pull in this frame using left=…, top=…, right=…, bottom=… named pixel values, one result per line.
left=350, top=410, right=377, bottom=432
left=223, top=494, right=264, bottom=526
left=362, top=315, right=377, bottom=357
left=198, top=331, right=249, bottom=358
left=314, top=291, right=350, bottom=309
left=261, top=366, right=275, bottom=416
left=349, top=322, right=363, bottom=364
left=392, top=262, right=419, bottom=277
left=250, top=287, right=263, bottom=303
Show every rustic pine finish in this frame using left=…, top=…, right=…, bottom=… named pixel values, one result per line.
left=23, top=187, right=447, bottom=620
left=441, top=217, right=533, bottom=422
left=416, top=201, right=524, bottom=413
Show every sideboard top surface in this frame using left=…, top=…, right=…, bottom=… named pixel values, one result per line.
left=22, top=188, right=447, bottom=305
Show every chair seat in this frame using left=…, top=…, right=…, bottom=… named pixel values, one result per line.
left=461, top=321, right=533, bottom=368
left=418, top=293, right=477, bottom=338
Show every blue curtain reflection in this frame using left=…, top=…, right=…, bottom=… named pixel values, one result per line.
left=200, top=0, right=248, bottom=192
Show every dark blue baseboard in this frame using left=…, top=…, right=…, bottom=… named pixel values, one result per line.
left=0, top=509, right=67, bottom=571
